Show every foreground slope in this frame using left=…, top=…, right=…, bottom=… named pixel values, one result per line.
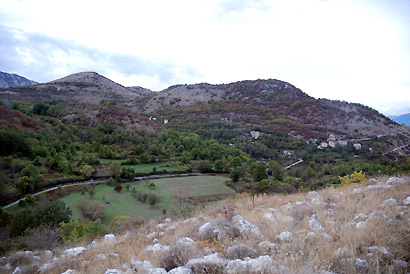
left=3, top=176, right=409, bottom=273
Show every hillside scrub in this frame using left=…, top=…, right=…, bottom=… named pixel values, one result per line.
left=2, top=176, right=409, bottom=273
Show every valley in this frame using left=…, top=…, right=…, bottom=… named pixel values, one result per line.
left=0, top=71, right=409, bottom=273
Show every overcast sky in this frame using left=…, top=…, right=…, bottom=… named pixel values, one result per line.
left=1, top=0, right=409, bottom=116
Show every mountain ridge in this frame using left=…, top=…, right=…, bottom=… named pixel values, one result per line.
left=0, top=71, right=408, bottom=140
left=0, top=71, right=37, bottom=88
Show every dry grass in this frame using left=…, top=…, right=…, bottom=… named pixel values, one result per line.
left=1, top=176, right=409, bottom=273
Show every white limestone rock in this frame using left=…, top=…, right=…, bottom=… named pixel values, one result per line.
left=232, top=215, right=261, bottom=238
left=308, top=219, right=324, bottom=233
left=275, top=231, right=292, bottom=242
left=226, top=243, right=257, bottom=259
left=402, top=196, right=410, bottom=206
left=104, top=269, right=122, bottom=274
left=176, top=237, right=196, bottom=248
left=148, top=268, right=167, bottom=274
left=130, top=259, right=153, bottom=271
left=12, top=267, right=22, bottom=274
left=198, top=222, right=221, bottom=241
left=61, top=270, right=76, bottom=274
left=225, top=255, right=274, bottom=274
left=186, top=253, right=226, bottom=273
left=355, top=258, right=369, bottom=271
left=147, top=232, right=158, bottom=239
left=104, top=233, right=116, bottom=241
left=64, top=246, right=86, bottom=256
left=258, top=241, right=278, bottom=254
left=380, top=198, right=398, bottom=207
left=145, top=243, right=171, bottom=256
left=168, top=266, right=193, bottom=274
left=355, top=221, right=367, bottom=229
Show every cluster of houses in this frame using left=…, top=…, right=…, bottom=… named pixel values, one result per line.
left=149, top=116, right=169, bottom=125
left=318, top=134, right=362, bottom=150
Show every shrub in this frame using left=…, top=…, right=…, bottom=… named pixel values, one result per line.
left=339, top=170, right=366, bottom=186
left=77, top=199, right=105, bottom=221
left=148, top=193, right=159, bottom=206
left=114, top=183, right=123, bottom=192
left=59, top=220, right=107, bottom=242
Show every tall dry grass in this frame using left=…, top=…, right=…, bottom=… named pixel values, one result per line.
left=1, top=176, right=409, bottom=273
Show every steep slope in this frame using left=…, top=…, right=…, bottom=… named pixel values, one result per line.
left=0, top=71, right=37, bottom=88
left=148, top=79, right=407, bottom=139
left=0, top=72, right=147, bottom=109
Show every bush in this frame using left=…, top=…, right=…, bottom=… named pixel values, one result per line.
left=148, top=194, right=159, bottom=206
left=77, top=199, right=105, bottom=221
left=59, top=220, right=107, bottom=242
left=339, top=170, right=366, bottom=186
left=114, top=183, right=123, bottom=192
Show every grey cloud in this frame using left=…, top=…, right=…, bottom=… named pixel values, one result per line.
left=0, top=25, right=200, bottom=86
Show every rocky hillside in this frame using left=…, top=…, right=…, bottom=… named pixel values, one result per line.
left=1, top=72, right=408, bottom=140
left=0, top=71, right=37, bottom=88
left=2, top=176, right=409, bottom=273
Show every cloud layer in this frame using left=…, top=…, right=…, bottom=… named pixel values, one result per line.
left=0, top=25, right=200, bottom=90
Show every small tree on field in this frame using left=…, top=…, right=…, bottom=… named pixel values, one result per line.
left=89, top=188, right=95, bottom=198
left=114, top=183, right=123, bottom=193
left=125, top=183, right=131, bottom=191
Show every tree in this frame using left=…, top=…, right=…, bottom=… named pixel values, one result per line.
left=249, top=162, right=267, bottom=182
left=89, top=188, right=95, bottom=199
left=114, top=183, right=123, bottom=193
left=121, top=166, right=135, bottom=180
left=109, top=162, right=121, bottom=177
left=32, top=200, right=72, bottom=228
left=81, top=165, right=95, bottom=179
left=125, top=183, right=131, bottom=191
left=10, top=208, right=33, bottom=237
left=230, top=166, right=245, bottom=182
left=198, top=160, right=212, bottom=173
left=214, top=159, right=225, bottom=173
left=0, top=207, right=12, bottom=228
left=268, top=160, right=282, bottom=181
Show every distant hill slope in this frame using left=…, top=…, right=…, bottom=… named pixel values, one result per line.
left=1, top=72, right=408, bottom=140
left=0, top=71, right=37, bottom=88
left=390, top=113, right=410, bottom=126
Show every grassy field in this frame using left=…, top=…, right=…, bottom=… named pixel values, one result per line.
left=100, top=160, right=182, bottom=173
left=59, top=176, right=232, bottom=225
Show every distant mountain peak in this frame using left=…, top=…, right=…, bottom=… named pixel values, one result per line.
left=0, top=71, right=37, bottom=88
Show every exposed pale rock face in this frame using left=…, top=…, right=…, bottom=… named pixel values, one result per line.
left=403, top=196, right=410, bottom=206
left=225, top=255, right=275, bottom=274
left=64, top=246, right=86, bottom=256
